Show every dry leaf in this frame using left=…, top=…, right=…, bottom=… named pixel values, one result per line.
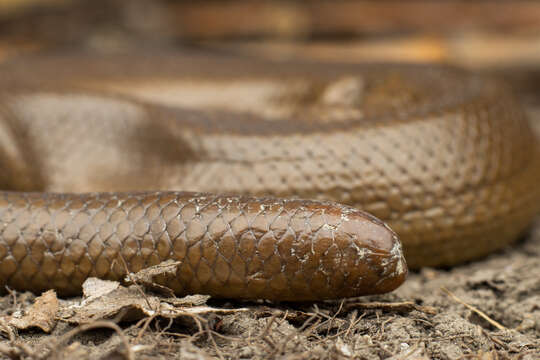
left=8, top=290, right=58, bottom=333
left=58, top=270, right=247, bottom=324
left=124, top=260, right=180, bottom=297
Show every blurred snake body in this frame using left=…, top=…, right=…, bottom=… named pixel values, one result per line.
left=0, top=51, right=538, bottom=300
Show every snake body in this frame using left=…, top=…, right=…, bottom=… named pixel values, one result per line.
left=0, top=51, right=538, bottom=300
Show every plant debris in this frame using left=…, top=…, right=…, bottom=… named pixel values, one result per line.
left=0, top=225, right=538, bottom=359
left=2, top=290, right=58, bottom=333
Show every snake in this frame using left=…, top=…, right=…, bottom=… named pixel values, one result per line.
left=0, top=50, right=538, bottom=301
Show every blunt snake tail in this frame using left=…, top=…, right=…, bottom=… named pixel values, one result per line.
left=0, top=51, right=538, bottom=300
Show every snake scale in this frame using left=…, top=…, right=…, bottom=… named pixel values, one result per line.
left=0, top=50, right=538, bottom=301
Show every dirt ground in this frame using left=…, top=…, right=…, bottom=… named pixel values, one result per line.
left=0, top=74, right=534, bottom=359
left=1, top=12, right=540, bottom=359
left=0, top=217, right=537, bottom=360
left=0, top=54, right=537, bottom=360
left=0, top=3, right=539, bottom=360
left=0, top=54, right=536, bottom=360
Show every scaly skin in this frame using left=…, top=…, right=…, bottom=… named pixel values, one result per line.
left=0, top=191, right=405, bottom=300
left=0, top=51, right=538, bottom=299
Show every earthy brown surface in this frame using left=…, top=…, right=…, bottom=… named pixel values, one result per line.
left=0, top=2, right=538, bottom=357
left=0, top=51, right=537, bottom=358
left=0, top=220, right=538, bottom=359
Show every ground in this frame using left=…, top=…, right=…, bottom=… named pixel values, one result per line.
left=0, top=217, right=538, bottom=360
left=0, top=18, right=539, bottom=359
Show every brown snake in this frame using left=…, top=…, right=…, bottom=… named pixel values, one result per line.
left=0, top=51, right=538, bottom=301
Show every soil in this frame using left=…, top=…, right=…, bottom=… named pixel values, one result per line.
left=0, top=34, right=539, bottom=360
left=0, top=219, right=537, bottom=360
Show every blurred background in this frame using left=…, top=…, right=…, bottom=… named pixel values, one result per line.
left=1, top=0, right=540, bottom=108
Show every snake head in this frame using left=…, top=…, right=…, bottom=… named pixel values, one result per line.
left=306, top=203, right=408, bottom=300
left=235, top=198, right=408, bottom=301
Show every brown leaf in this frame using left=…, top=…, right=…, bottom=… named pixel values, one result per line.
left=8, top=290, right=58, bottom=333
left=124, top=260, right=180, bottom=297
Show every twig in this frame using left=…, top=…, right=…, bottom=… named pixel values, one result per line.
left=46, top=320, right=134, bottom=360
left=259, top=313, right=278, bottom=350
left=345, top=311, right=366, bottom=338
left=326, top=300, right=345, bottom=337
left=116, top=257, right=155, bottom=312
left=207, top=329, right=225, bottom=360
left=160, top=331, right=192, bottom=339
left=135, top=314, right=158, bottom=343
left=156, top=317, right=174, bottom=338
left=441, top=287, right=507, bottom=331
left=342, top=300, right=437, bottom=315
left=379, top=316, right=395, bottom=336
left=274, top=312, right=320, bottom=356
left=4, top=286, right=17, bottom=312
left=312, top=313, right=368, bottom=344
